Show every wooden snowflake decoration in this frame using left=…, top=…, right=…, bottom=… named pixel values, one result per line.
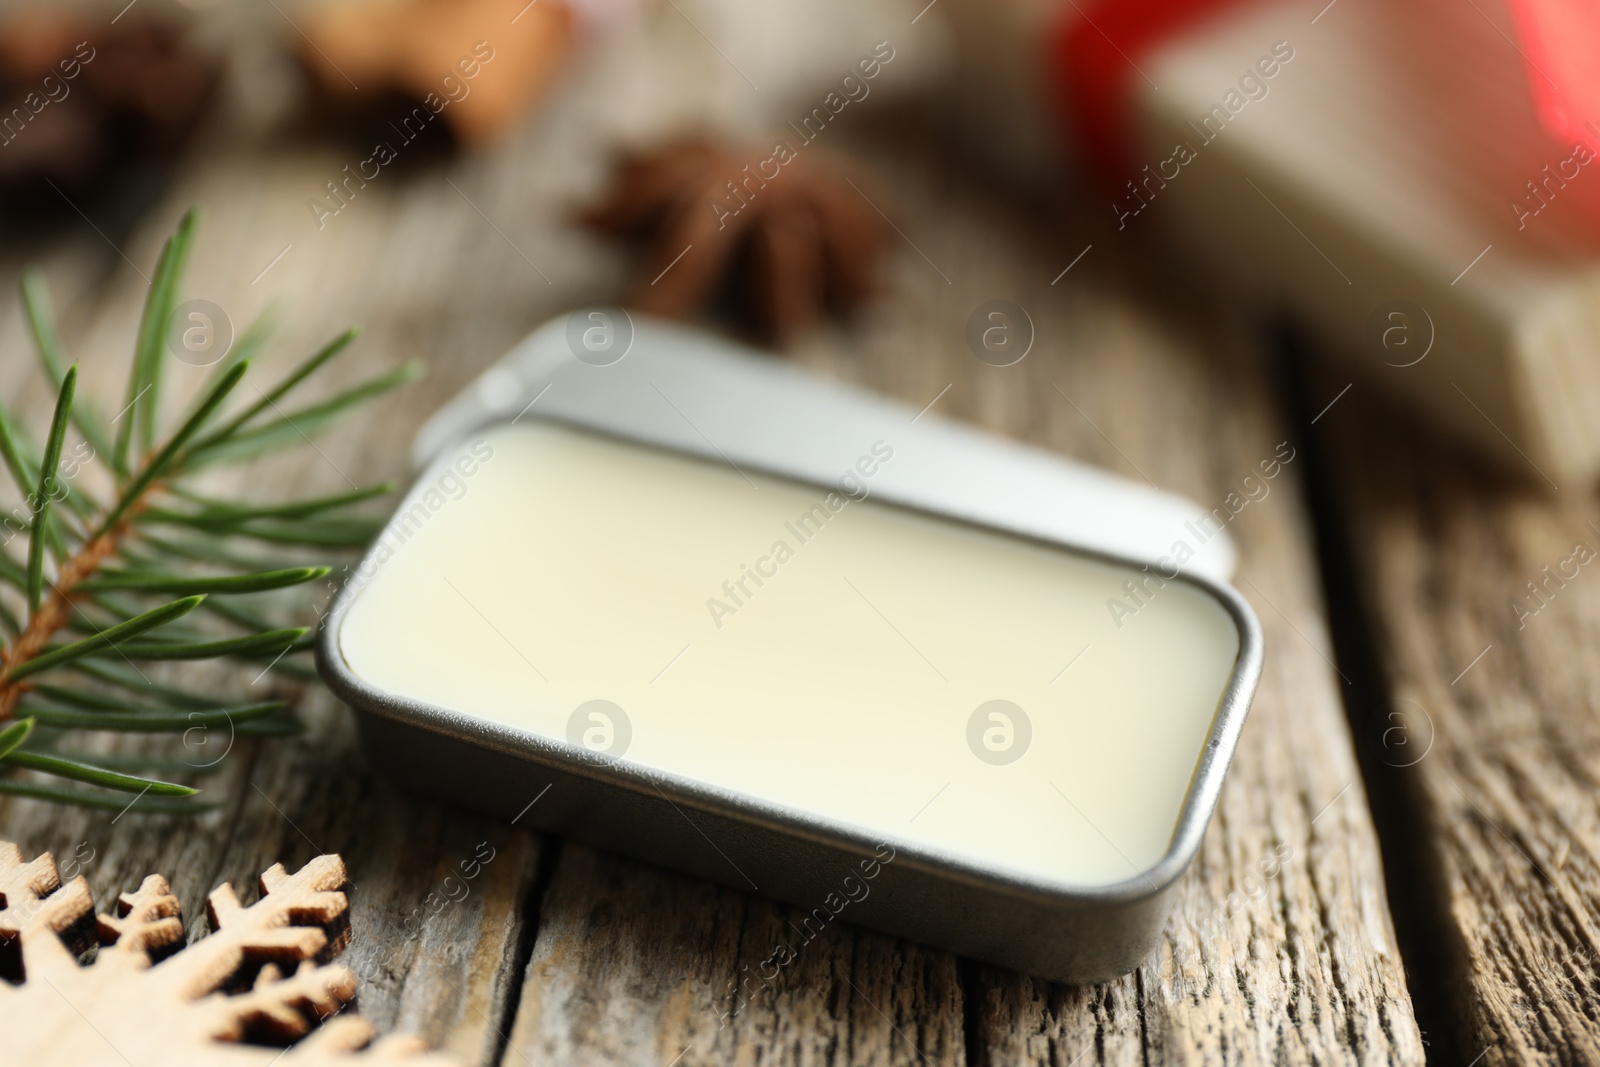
left=0, top=840, right=457, bottom=1065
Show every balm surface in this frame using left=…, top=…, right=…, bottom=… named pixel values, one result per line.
left=338, top=421, right=1241, bottom=888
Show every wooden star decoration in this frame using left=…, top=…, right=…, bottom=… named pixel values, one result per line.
left=0, top=840, right=456, bottom=1065
left=583, top=139, right=889, bottom=342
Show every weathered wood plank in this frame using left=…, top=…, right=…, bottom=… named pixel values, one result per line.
left=1318, top=369, right=1600, bottom=1065
left=506, top=842, right=968, bottom=1066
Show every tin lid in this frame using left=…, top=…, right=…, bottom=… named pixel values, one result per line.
left=413, top=310, right=1238, bottom=584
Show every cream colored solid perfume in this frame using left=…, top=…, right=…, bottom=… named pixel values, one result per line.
left=320, top=312, right=1262, bottom=981
left=339, top=420, right=1241, bottom=888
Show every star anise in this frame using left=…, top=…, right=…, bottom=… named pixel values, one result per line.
left=582, top=139, right=888, bottom=342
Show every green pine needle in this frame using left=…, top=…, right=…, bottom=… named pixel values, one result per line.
left=0, top=716, right=34, bottom=759
left=18, top=701, right=285, bottom=732
left=53, top=751, right=229, bottom=777
left=1, top=749, right=197, bottom=796
left=0, top=211, right=405, bottom=815
left=78, top=566, right=329, bottom=595
left=146, top=483, right=395, bottom=527
left=110, top=627, right=307, bottom=661
left=0, top=779, right=217, bottom=813
left=7, top=596, right=205, bottom=680
left=222, top=517, right=384, bottom=548
left=116, top=208, right=199, bottom=470
left=26, top=366, right=76, bottom=615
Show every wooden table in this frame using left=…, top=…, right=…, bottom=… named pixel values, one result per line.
left=1, top=5, right=1594, bottom=1064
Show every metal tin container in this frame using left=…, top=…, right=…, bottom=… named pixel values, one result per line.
left=318, top=311, right=1263, bottom=983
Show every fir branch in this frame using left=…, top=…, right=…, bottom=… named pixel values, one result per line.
left=0, top=211, right=405, bottom=813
